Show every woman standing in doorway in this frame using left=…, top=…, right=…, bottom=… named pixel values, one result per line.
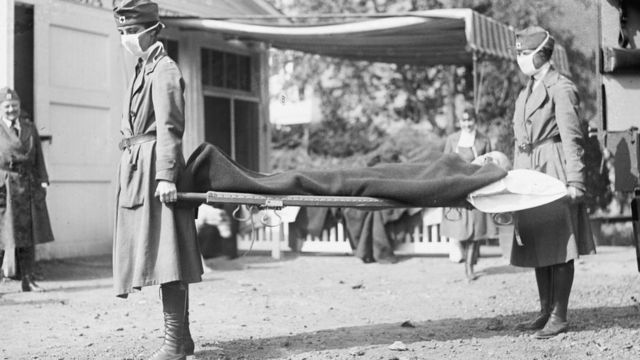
left=0, top=87, right=54, bottom=292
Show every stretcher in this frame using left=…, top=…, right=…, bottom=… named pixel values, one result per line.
left=177, top=168, right=569, bottom=259
left=178, top=191, right=414, bottom=259
left=177, top=191, right=407, bottom=210
left=178, top=168, right=568, bottom=211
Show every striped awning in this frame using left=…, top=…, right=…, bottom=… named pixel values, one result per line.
left=164, top=8, right=570, bottom=75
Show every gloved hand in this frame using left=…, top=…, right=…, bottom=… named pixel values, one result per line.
left=155, top=180, right=177, bottom=203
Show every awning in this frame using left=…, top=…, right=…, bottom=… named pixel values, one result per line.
left=164, top=8, right=570, bottom=75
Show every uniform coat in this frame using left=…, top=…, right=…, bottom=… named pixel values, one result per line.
left=441, top=130, right=495, bottom=241
left=0, top=116, right=54, bottom=250
left=511, top=67, right=595, bottom=267
left=113, top=43, right=202, bottom=297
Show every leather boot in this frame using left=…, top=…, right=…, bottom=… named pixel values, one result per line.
left=149, top=282, right=187, bottom=360
left=18, top=246, right=43, bottom=292
left=21, top=275, right=44, bottom=292
left=535, top=261, right=574, bottom=339
left=184, top=288, right=194, bottom=356
left=516, top=266, right=552, bottom=331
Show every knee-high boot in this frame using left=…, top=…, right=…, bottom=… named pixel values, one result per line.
left=149, top=282, right=187, bottom=360
left=184, top=287, right=194, bottom=356
left=18, top=246, right=41, bottom=292
left=516, top=266, right=553, bottom=331
left=535, top=260, right=574, bottom=339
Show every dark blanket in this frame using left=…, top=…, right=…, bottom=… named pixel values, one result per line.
left=289, top=207, right=420, bottom=263
left=343, top=208, right=423, bottom=263
left=185, top=143, right=507, bottom=207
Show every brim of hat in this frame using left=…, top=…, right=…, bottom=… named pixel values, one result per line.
left=466, top=169, right=568, bottom=213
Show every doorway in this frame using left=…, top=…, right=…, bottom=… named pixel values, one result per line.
left=14, top=2, right=33, bottom=117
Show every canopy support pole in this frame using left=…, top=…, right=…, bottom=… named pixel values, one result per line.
left=472, top=51, right=479, bottom=112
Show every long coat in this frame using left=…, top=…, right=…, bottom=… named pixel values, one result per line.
left=511, top=67, right=595, bottom=268
left=441, top=130, right=495, bottom=241
left=0, top=116, right=54, bottom=249
left=113, top=43, right=202, bottom=297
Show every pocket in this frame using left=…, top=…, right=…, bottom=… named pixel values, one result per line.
left=118, top=148, right=145, bottom=209
left=33, top=184, right=46, bottom=203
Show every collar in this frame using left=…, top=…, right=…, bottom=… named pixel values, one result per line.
left=533, top=62, right=551, bottom=81
left=2, top=116, right=20, bottom=131
left=140, top=41, right=164, bottom=65
left=457, top=129, right=477, bottom=148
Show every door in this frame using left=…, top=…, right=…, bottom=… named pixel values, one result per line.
left=234, top=99, right=260, bottom=171
left=204, top=96, right=232, bottom=155
left=34, top=0, right=122, bottom=258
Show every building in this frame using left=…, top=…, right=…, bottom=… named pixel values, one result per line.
left=0, top=0, right=278, bottom=259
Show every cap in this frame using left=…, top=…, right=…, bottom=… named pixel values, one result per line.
left=0, top=87, right=20, bottom=103
left=113, top=0, right=159, bottom=27
left=515, top=26, right=551, bottom=51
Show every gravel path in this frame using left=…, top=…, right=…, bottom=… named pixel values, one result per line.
left=1, top=246, right=639, bottom=359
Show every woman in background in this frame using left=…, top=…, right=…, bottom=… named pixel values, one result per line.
left=441, top=106, right=495, bottom=281
left=0, top=87, right=54, bottom=292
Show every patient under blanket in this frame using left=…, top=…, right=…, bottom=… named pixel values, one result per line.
left=185, top=143, right=507, bottom=207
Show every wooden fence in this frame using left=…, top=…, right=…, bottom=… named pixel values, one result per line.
left=236, top=207, right=454, bottom=258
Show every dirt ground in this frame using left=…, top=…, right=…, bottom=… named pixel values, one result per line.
left=2, top=245, right=640, bottom=360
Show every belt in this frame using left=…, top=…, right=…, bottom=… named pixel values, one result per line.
left=0, top=161, right=28, bottom=174
left=517, top=134, right=561, bottom=154
left=118, top=133, right=156, bottom=151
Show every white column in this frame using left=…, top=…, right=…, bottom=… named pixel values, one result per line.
left=258, top=45, right=271, bottom=172
left=179, top=31, right=205, bottom=156
left=0, top=0, right=14, bottom=88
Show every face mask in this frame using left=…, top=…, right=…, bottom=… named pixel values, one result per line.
left=516, top=33, right=550, bottom=76
left=120, top=23, right=159, bottom=57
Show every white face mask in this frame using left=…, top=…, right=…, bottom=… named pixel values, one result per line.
left=120, top=23, right=159, bottom=57
left=516, top=33, right=550, bottom=76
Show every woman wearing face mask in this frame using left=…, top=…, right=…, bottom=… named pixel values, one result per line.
left=112, top=1, right=202, bottom=359
left=441, top=106, right=494, bottom=282
left=510, top=26, right=595, bottom=339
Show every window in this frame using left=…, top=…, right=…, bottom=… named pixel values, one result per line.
left=160, top=38, right=179, bottom=63
left=201, top=48, right=252, bottom=92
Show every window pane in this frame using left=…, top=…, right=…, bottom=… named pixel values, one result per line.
left=161, top=38, right=179, bottom=64
left=234, top=100, right=260, bottom=171
left=211, top=50, right=225, bottom=87
left=237, top=55, right=251, bottom=91
left=201, top=48, right=253, bottom=92
left=204, top=96, right=232, bottom=155
left=226, top=53, right=238, bottom=89
left=200, top=49, right=210, bottom=86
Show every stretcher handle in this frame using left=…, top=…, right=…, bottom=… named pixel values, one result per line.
left=176, top=192, right=208, bottom=203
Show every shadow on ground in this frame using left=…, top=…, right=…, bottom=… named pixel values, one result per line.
left=196, top=305, right=640, bottom=359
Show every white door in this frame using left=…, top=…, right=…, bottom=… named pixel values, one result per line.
left=34, top=1, right=123, bottom=258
